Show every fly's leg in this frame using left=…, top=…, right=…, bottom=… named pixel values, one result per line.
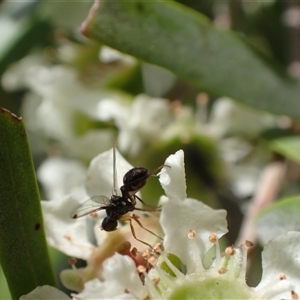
left=120, top=213, right=163, bottom=248
left=128, top=218, right=153, bottom=249
left=134, top=195, right=161, bottom=211
left=131, top=214, right=163, bottom=240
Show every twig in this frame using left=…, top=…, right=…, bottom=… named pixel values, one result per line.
left=235, top=161, right=286, bottom=247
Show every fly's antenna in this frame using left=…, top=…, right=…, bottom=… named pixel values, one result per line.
left=112, top=138, right=118, bottom=195
left=150, top=164, right=170, bottom=178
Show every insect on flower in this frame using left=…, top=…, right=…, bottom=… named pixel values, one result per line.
left=70, top=145, right=165, bottom=248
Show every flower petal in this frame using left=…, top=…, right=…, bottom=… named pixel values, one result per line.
left=20, top=285, right=70, bottom=299
left=72, top=278, right=134, bottom=300
left=102, top=253, right=146, bottom=299
left=37, top=157, right=86, bottom=200
left=159, top=150, right=186, bottom=201
left=42, top=195, right=95, bottom=260
left=73, top=254, right=146, bottom=299
left=257, top=231, right=300, bottom=298
left=160, top=198, right=228, bottom=273
left=85, top=147, right=133, bottom=197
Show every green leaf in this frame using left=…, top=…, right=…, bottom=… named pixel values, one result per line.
left=0, top=108, right=56, bottom=300
left=268, top=136, right=300, bottom=164
left=255, top=196, right=300, bottom=245
left=82, top=1, right=300, bottom=119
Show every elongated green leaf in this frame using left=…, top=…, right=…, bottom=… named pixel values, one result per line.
left=255, top=196, right=300, bottom=245
left=0, top=108, right=56, bottom=300
left=82, top=1, right=300, bottom=119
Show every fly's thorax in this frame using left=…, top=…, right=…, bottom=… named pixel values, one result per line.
left=122, top=167, right=150, bottom=194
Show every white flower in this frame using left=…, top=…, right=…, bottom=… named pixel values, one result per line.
left=73, top=253, right=146, bottom=300
left=97, top=94, right=172, bottom=156
left=41, top=147, right=161, bottom=286
left=3, top=58, right=124, bottom=160
left=147, top=150, right=300, bottom=299
left=36, top=149, right=300, bottom=300
left=20, top=285, right=70, bottom=299
left=37, top=156, right=86, bottom=200
left=99, top=46, right=135, bottom=65
left=21, top=254, right=146, bottom=300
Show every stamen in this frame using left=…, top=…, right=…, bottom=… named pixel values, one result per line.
left=257, top=275, right=294, bottom=299
left=154, top=264, right=175, bottom=287
left=188, top=230, right=197, bottom=239
left=225, top=246, right=235, bottom=256
left=148, top=256, right=158, bottom=266
left=207, top=233, right=221, bottom=270
left=144, top=272, right=162, bottom=299
left=153, top=277, right=160, bottom=286
left=154, top=243, right=163, bottom=253
left=239, top=242, right=249, bottom=281
left=68, top=257, right=77, bottom=266
left=229, top=246, right=243, bottom=279
left=229, top=242, right=251, bottom=281
left=64, top=234, right=72, bottom=241
left=218, top=254, right=230, bottom=274
left=217, top=246, right=235, bottom=275
left=137, top=265, right=147, bottom=273
left=68, top=257, right=77, bottom=270
left=143, top=249, right=151, bottom=260
left=209, top=233, right=217, bottom=243
left=279, top=273, right=287, bottom=280
left=291, top=290, right=299, bottom=300
left=218, top=267, right=228, bottom=274
left=160, top=251, right=185, bottom=280
left=245, top=240, right=253, bottom=249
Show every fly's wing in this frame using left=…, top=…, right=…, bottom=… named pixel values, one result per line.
left=70, top=195, right=111, bottom=219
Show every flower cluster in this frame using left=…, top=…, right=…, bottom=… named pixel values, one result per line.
left=22, top=149, right=300, bottom=299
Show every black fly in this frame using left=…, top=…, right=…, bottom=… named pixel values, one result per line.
left=70, top=145, right=163, bottom=247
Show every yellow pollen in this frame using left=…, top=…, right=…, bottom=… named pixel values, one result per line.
left=218, top=267, right=228, bottom=274
left=245, top=240, right=254, bottom=249
left=137, top=265, right=146, bottom=273
left=142, top=249, right=151, bottom=260
left=209, top=233, right=217, bottom=243
left=154, top=243, right=163, bottom=253
left=148, top=256, right=157, bottom=266
left=279, top=273, right=287, bottom=280
left=225, top=246, right=235, bottom=256
left=152, top=277, right=160, bottom=286
left=188, top=230, right=197, bottom=239
left=64, top=234, right=72, bottom=241
left=291, top=290, right=299, bottom=300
